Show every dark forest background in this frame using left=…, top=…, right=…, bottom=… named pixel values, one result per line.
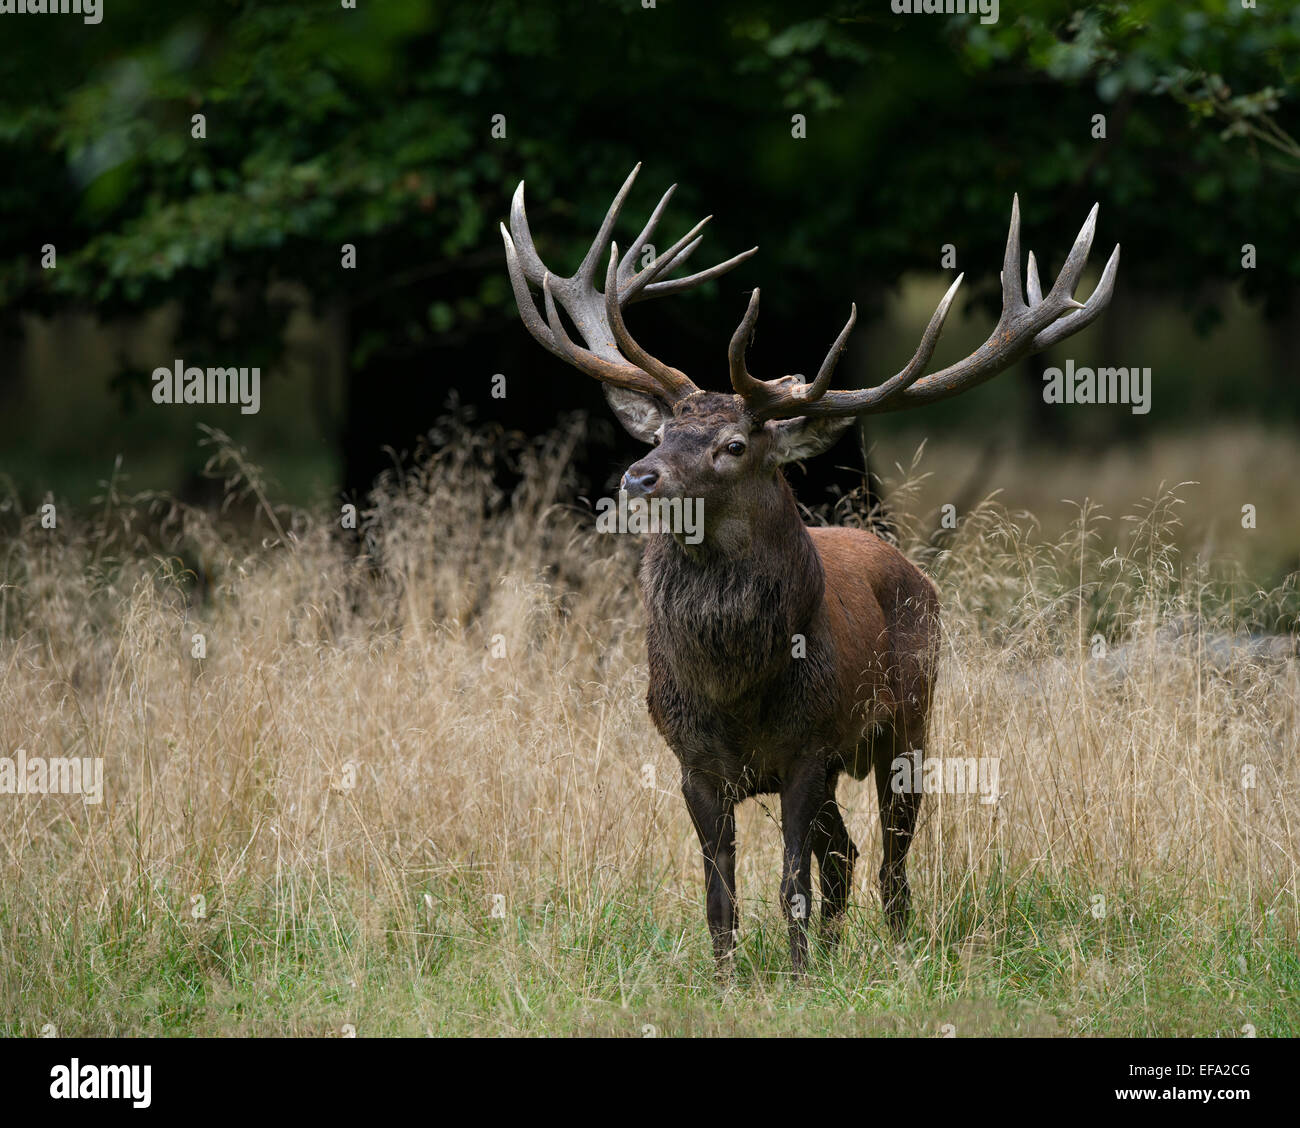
left=1, top=0, right=1297, bottom=566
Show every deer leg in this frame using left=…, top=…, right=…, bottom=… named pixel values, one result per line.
left=681, top=772, right=738, bottom=969
left=779, top=758, right=829, bottom=975
left=809, top=788, right=857, bottom=940
left=872, top=725, right=923, bottom=940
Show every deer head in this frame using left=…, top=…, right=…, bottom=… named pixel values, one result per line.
left=501, top=165, right=1120, bottom=537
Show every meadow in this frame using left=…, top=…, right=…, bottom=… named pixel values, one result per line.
left=0, top=418, right=1297, bottom=1037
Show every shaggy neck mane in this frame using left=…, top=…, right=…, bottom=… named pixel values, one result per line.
left=639, top=474, right=825, bottom=701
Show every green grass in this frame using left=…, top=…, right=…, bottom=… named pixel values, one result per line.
left=4, top=870, right=1295, bottom=1037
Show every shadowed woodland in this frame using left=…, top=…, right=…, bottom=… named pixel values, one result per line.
left=1, top=0, right=1297, bottom=563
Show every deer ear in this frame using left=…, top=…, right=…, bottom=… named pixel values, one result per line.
left=767, top=415, right=856, bottom=464
left=603, top=386, right=671, bottom=444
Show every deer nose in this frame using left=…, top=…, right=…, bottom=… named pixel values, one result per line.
left=620, top=466, right=659, bottom=497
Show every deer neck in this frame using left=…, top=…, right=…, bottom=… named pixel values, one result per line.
left=640, top=474, right=825, bottom=700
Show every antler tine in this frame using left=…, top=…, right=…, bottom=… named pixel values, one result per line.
left=576, top=163, right=641, bottom=285
left=1026, top=250, right=1043, bottom=306
left=641, top=243, right=758, bottom=300
left=1032, top=242, right=1121, bottom=349
left=728, top=289, right=766, bottom=400
left=604, top=244, right=697, bottom=399
left=731, top=197, right=1119, bottom=421
left=1001, top=193, right=1026, bottom=309
left=846, top=273, right=964, bottom=409
left=617, top=182, right=676, bottom=289
left=508, top=181, right=550, bottom=286
left=801, top=303, right=858, bottom=402
left=728, top=293, right=861, bottom=417
left=648, top=234, right=703, bottom=286
left=501, top=223, right=559, bottom=355
left=502, top=165, right=756, bottom=405
left=623, top=215, right=714, bottom=303
left=1046, top=202, right=1098, bottom=306
left=618, top=193, right=759, bottom=304
left=737, top=274, right=962, bottom=420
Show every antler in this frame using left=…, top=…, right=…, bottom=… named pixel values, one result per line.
left=729, top=195, right=1121, bottom=420
left=500, top=163, right=757, bottom=404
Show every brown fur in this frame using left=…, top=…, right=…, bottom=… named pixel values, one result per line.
left=625, top=393, right=940, bottom=973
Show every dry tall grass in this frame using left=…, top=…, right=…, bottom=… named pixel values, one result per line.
left=0, top=418, right=1297, bottom=1036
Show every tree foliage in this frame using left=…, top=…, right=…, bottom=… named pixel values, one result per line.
left=1, top=0, right=1296, bottom=489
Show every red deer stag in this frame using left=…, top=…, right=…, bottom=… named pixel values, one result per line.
left=501, top=165, right=1119, bottom=975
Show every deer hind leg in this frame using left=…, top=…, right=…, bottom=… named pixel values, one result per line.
left=809, top=782, right=858, bottom=940
left=779, top=757, right=833, bottom=976
left=871, top=721, right=923, bottom=939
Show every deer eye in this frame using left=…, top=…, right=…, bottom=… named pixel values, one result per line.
left=725, top=440, right=746, bottom=457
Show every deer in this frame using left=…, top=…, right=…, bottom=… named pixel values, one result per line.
left=500, top=165, right=1119, bottom=975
